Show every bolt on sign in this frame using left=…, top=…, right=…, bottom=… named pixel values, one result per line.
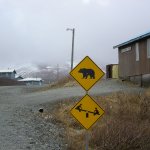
left=71, top=94, right=104, bottom=130
left=70, top=56, right=105, bottom=91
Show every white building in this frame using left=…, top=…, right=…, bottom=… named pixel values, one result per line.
left=18, top=78, right=43, bottom=86
left=0, top=69, right=16, bottom=79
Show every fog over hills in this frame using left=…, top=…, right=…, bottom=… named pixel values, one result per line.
left=0, top=58, right=106, bottom=83
left=11, top=60, right=105, bottom=82
left=14, top=62, right=70, bottom=83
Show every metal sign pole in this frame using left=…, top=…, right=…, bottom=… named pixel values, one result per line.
left=85, top=130, right=89, bottom=150
left=85, top=90, right=89, bottom=150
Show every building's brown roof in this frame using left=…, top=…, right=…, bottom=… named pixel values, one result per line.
left=113, top=32, right=150, bottom=49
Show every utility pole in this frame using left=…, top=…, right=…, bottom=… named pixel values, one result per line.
left=67, top=28, right=75, bottom=71
left=56, top=64, right=59, bottom=81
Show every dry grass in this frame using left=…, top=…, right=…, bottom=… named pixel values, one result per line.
left=52, top=76, right=75, bottom=88
left=51, top=90, right=150, bottom=150
left=89, top=93, right=150, bottom=150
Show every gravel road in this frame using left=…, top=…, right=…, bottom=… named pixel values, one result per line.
left=0, top=79, right=144, bottom=150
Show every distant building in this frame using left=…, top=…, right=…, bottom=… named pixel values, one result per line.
left=113, top=32, right=150, bottom=84
left=15, top=74, right=24, bottom=80
left=18, top=78, right=43, bottom=86
left=106, top=64, right=118, bottom=79
left=0, top=69, right=16, bottom=79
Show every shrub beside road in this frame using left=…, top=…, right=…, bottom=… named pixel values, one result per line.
left=50, top=92, right=150, bottom=150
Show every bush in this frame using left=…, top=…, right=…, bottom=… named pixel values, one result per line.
left=90, top=119, right=150, bottom=150
left=89, top=92, right=150, bottom=150
left=49, top=92, right=150, bottom=150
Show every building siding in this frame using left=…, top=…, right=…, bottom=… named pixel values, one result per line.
left=0, top=72, right=15, bottom=79
left=119, top=39, right=150, bottom=78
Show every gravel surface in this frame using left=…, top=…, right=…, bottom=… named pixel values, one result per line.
left=0, top=103, right=66, bottom=150
left=0, top=79, right=144, bottom=150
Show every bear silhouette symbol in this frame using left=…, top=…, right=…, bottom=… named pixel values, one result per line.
left=78, top=68, right=95, bottom=79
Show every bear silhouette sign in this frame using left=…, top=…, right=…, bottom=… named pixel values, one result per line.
left=70, top=56, right=105, bottom=91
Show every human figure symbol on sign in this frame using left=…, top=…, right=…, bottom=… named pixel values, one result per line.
left=75, top=104, right=82, bottom=112
left=78, top=68, right=95, bottom=79
left=94, top=108, right=100, bottom=116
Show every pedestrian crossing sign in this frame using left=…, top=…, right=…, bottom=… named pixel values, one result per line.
left=70, top=56, right=105, bottom=91
left=70, top=94, right=105, bottom=130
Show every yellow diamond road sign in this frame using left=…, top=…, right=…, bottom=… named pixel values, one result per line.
left=71, top=95, right=105, bottom=130
left=70, top=56, right=105, bottom=91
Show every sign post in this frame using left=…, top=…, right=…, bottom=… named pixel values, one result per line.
left=70, top=56, right=105, bottom=149
left=85, top=131, right=89, bottom=150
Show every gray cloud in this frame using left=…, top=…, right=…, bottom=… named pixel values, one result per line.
left=0, top=0, right=150, bottom=68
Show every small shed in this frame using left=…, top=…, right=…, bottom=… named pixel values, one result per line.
left=18, top=78, right=43, bottom=86
left=113, top=32, right=150, bottom=85
left=0, top=69, right=16, bottom=79
left=106, top=64, right=118, bottom=79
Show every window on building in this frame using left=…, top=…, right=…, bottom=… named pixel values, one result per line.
left=121, top=47, right=131, bottom=53
left=135, top=43, right=139, bottom=61
left=147, top=38, right=150, bottom=58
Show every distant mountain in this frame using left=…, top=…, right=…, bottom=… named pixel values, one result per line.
left=13, top=60, right=106, bottom=83
left=15, top=63, right=70, bottom=83
left=16, top=63, right=40, bottom=78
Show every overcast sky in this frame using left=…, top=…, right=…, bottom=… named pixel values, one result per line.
left=0, top=0, right=150, bottom=68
